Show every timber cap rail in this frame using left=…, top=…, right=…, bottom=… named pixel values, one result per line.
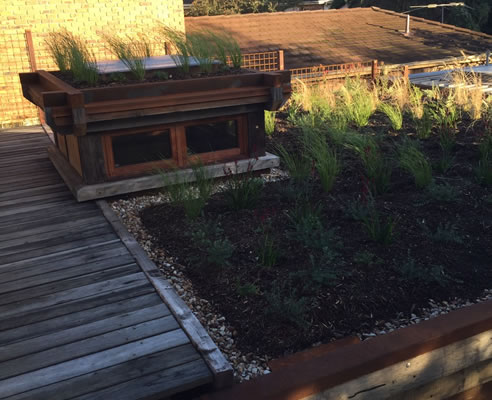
left=19, top=70, right=291, bottom=136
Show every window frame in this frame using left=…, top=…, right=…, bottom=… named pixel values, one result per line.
left=102, top=114, right=248, bottom=178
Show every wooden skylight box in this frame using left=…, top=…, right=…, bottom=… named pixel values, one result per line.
left=19, top=56, right=291, bottom=201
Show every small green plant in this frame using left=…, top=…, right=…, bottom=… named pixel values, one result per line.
left=186, top=30, right=216, bottom=73
left=190, top=222, right=234, bottom=268
left=154, top=70, right=169, bottom=80
left=399, top=142, right=432, bottom=189
left=161, top=162, right=213, bottom=219
left=236, top=281, right=259, bottom=297
left=414, top=108, right=433, bottom=139
left=207, top=238, right=235, bottom=267
left=45, top=29, right=98, bottom=85
left=265, top=282, right=309, bottom=329
left=223, top=161, right=263, bottom=210
left=360, top=204, right=397, bottom=245
left=275, top=144, right=312, bottom=185
left=476, top=136, right=492, bottom=186
left=429, top=222, right=464, bottom=244
left=208, top=31, right=242, bottom=69
left=353, top=250, right=382, bottom=266
left=160, top=25, right=192, bottom=73
left=258, top=233, right=279, bottom=268
left=426, top=182, right=458, bottom=203
left=429, top=93, right=460, bottom=137
left=103, top=34, right=153, bottom=80
left=264, top=110, right=276, bottom=136
left=379, top=102, right=403, bottom=131
left=338, top=77, right=377, bottom=128
left=400, top=254, right=450, bottom=287
left=345, top=134, right=391, bottom=194
left=109, top=72, right=127, bottom=83
left=302, top=128, right=339, bottom=192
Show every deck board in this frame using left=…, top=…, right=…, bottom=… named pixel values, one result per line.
left=0, top=127, right=213, bottom=399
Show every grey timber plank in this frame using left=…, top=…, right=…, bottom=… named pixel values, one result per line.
left=0, top=272, right=148, bottom=320
left=0, top=293, right=162, bottom=344
left=0, top=315, right=179, bottom=380
left=0, top=329, right=190, bottom=398
left=5, top=345, right=200, bottom=400
left=0, top=183, right=67, bottom=201
left=0, top=303, right=170, bottom=363
left=0, top=225, right=114, bottom=257
left=0, top=232, right=119, bottom=264
left=98, top=200, right=234, bottom=387
left=0, top=240, right=126, bottom=277
left=0, top=264, right=139, bottom=306
left=0, top=239, right=121, bottom=274
left=0, top=190, right=73, bottom=209
left=0, top=280, right=154, bottom=333
left=0, top=208, right=103, bottom=237
left=73, top=359, right=212, bottom=400
left=0, top=253, right=134, bottom=292
left=0, top=214, right=106, bottom=244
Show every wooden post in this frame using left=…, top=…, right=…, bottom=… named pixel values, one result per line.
left=25, top=29, right=45, bottom=124
left=371, top=60, right=379, bottom=80
left=278, top=50, right=285, bottom=71
left=403, top=65, right=409, bottom=80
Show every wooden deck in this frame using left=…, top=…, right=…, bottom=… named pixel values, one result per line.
left=0, top=127, right=214, bottom=399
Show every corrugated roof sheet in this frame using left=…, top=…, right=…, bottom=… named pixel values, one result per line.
left=186, top=7, right=492, bottom=69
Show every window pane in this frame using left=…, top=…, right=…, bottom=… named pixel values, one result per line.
left=112, top=130, right=172, bottom=168
left=186, top=120, right=238, bottom=155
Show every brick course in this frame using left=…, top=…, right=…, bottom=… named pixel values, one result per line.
left=0, top=0, right=184, bottom=128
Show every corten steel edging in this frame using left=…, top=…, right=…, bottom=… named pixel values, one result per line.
left=203, top=299, right=492, bottom=400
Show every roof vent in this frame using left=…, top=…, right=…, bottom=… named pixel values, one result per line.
left=404, top=14, right=411, bottom=36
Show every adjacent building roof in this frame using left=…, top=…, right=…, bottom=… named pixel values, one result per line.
left=185, top=7, right=492, bottom=69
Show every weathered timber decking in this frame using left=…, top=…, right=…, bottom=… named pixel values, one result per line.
left=0, top=127, right=215, bottom=399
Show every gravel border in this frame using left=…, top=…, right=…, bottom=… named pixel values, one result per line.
left=110, top=167, right=492, bottom=382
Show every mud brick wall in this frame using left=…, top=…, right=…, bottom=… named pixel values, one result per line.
left=0, top=0, right=185, bottom=128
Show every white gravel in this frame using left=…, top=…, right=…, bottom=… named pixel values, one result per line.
left=109, top=167, right=492, bottom=382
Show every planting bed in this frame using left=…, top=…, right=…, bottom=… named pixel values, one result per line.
left=139, top=105, right=492, bottom=359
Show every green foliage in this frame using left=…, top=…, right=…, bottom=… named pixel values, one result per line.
left=275, top=144, right=312, bottom=185
left=188, top=0, right=302, bottom=16
left=265, top=282, right=309, bottom=329
left=344, top=134, right=391, bottom=194
left=45, top=29, right=98, bottom=85
left=476, top=136, right=492, bottom=186
left=223, top=162, right=263, bottom=210
left=428, top=92, right=460, bottom=138
left=360, top=204, right=397, bottom=245
left=264, top=110, right=276, bottom=136
left=186, top=30, right=216, bottom=73
left=236, top=281, right=259, bottom=297
left=160, top=25, right=192, bottom=73
left=353, top=250, right=382, bottom=266
left=428, top=222, right=464, bottom=244
left=190, top=221, right=234, bottom=268
left=426, top=182, right=458, bottom=203
left=160, top=25, right=243, bottom=73
left=399, top=142, right=432, bottom=189
left=103, top=34, right=154, bottom=80
left=161, top=162, right=213, bottom=219
left=415, top=108, right=433, bottom=139
left=154, top=70, right=169, bottom=80
left=258, top=233, right=279, bottom=268
left=302, top=127, right=339, bottom=192
left=339, top=78, right=377, bottom=128
left=379, top=102, right=403, bottom=131
left=400, top=254, right=450, bottom=288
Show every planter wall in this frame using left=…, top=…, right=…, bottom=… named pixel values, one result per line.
left=202, top=300, right=492, bottom=400
left=19, top=69, right=290, bottom=200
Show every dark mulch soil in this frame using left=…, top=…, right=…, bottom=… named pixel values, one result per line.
left=52, top=67, right=249, bottom=89
left=140, top=114, right=492, bottom=358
